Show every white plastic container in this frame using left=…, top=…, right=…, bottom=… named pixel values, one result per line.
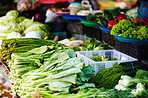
left=75, top=50, right=137, bottom=75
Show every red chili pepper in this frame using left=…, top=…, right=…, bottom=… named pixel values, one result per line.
left=108, top=20, right=118, bottom=28
left=117, top=14, right=128, bottom=21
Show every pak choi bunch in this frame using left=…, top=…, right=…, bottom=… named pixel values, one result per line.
left=131, top=83, right=148, bottom=97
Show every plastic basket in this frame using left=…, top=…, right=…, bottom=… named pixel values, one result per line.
left=72, top=34, right=88, bottom=41
left=83, top=25, right=102, bottom=41
left=97, top=25, right=112, bottom=33
left=62, top=14, right=86, bottom=20
left=80, top=19, right=98, bottom=27
left=113, top=37, right=148, bottom=60
left=75, top=50, right=137, bottom=75
left=141, top=60, right=148, bottom=71
left=114, top=35, right=148, bottom=44
left=45, top=21, right=67, bottom=32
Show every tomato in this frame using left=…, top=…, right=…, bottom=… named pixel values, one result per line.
left=108, top=20, right=117, bottom=28
left=117, top=14, right=128, bottom=21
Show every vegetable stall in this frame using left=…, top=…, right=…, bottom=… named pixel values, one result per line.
left=0, top=0, right=148, bottom=98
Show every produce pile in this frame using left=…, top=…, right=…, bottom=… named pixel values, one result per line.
left=95, top=8, right=148, bottom=40
left=0, top=38, right=64, bottom=64
left=1, top=39, right=146, bottom=98
left=0, top=10, right=51, bottom=39
left=97, top=11, right=128, bottom=28
left=81, top=38, right=110, bottom=50
left=59, top=38, right=111, bottom=51
left=91, top=64, right=126, bottom=88
left=111, top=19, right=148, bottom=40
left=9, top=47, right=99, bottom=97
left=115, top=70, right=148, bottom=97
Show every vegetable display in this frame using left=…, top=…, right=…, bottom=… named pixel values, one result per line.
left=115, top=70, right=148, bottom=97
left=0, top=9, right=147, bottom=98
left=111, top=19, right=148, bottom=40
left=58, top=38, right=111, bottom=51
left=0, top=38, right=64, bottom=64
left=3, top=42, right=147, bottom=98
left=97, top=11, right=120, bottom=28
left=0, top=10, right=51, bottom=39
left=9, top=48, right=96, bottom=97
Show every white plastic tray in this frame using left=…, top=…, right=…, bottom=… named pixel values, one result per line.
left=76, top=50, right=137, bottom=75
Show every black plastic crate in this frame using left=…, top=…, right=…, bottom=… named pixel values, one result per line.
left=45, top=21, right=67, bottom=32
left=141, top=60, right=148, bottom=70
left=67, top=20, right=83, bottom=35
left=101, top=31, right=115, bottom=47
left=113, top=38, right=148, bottom=60
left=44, top=17, right=67, bottom=32
left=83, top=25, right=102, bottom=41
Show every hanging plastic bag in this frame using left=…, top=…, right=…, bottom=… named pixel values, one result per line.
left=138, top=1, right=148, bottom=20
left=45, top=10, right=58, bottom=22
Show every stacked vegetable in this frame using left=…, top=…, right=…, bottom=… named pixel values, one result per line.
left=111, top=19, right=148, bottom=40
left=6, top=44, right=147, bottom=97
left=0, top=10, right=51, bottom=39
left=90, top=64, right=126, bottom=88
left=115, top=70, right=148, bottom=97
left=9, top=48, right=98, bottom=97
left=59, top=38, right=111, bottom=51
left=97, top=10, right=128, bottom=28
left=8, top=46, right=57, bottom=91
left=0, top=38, right=64, bottom=64
left=81, top=38, right=111, bottom=51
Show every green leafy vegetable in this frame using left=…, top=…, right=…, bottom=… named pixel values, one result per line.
left=6, top=10, right=19, bottom=17
left=90, top=64, right=126, bottom=88
left=24, top=22, right=50, bottom=38
left=82, top=38, right=111, bottom=50
left=8, top=48, right=96, bottom=97
left=135, top=70, right=148, bottom=80
left=111, top=19, right=148, bottom=40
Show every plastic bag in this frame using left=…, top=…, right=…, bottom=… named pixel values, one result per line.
left=45, top=10, right=58, bottom=22
left=138, top=1, right=148, bottom=20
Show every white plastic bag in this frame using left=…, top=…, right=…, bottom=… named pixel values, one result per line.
left=45, top=10, right=58, bottom=22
